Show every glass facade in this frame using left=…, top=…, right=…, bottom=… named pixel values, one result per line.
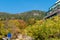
left=50, top=1, right=60, bottom=10
left=47, top=1, right=60, bottom=15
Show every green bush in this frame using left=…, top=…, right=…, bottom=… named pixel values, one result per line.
left=24, top=16, right=60, bottom=40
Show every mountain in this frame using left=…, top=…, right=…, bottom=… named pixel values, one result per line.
left=0, top=10, right=46, bottom=21
left=17, top=10, right=46, bottom=21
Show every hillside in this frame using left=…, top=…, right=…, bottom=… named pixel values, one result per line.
left=25, top=15, right=60, bottom=40
left=0, top=10, right=46, bottom=21
left=0, top=10, right=60, bottom=40
left=0, top=14, right=60, bottom=40
left=16, top=10, right=46, bottom=22
left=0, top=12, right=12, bottom=20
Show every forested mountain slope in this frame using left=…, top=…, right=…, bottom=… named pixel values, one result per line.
left=0, top=10, right=46, bottom=21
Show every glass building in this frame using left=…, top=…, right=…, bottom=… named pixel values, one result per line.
left=44, top=0, right=60, bottom=19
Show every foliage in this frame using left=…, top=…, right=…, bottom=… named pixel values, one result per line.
left=0, top=11, right=60, bottom=40
left=0, top=19, right=27, bottom=39
left=24, top=15, right=60, bottom=40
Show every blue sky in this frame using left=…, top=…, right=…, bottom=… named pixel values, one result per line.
left=0, top=0, right=57, bottom=14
